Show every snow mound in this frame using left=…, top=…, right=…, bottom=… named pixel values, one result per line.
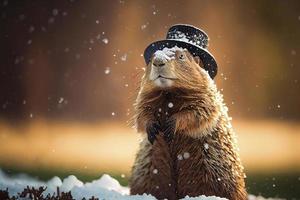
left=248, top=194, right=284, bottom=200
left=181, top=195, right=227, bottom=200
left=0, top=169, right=228, bottom=200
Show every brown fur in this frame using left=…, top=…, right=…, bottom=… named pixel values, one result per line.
left=129, top=49, right=247, bottom=200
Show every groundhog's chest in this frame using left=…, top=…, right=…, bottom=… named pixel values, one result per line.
left=151, top=133, right=235, bottom=199
left=150, top=92, right=184, bottom=124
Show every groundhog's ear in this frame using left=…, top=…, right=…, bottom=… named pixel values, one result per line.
left=194, top=56, right=204, bottom=68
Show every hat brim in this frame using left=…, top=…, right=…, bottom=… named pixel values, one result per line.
left=144, top=39, right=217, bottom=79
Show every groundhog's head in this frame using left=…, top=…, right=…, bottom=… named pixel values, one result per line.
left=141, top=47, right=213, bottom=91
left=135, top=47, right=222, bottom=138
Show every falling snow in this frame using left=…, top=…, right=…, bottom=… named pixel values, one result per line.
left=177, top=154, right=183, bottom=160
left=183, top=152, right=190, bottom=159
left=48, top=17, right=55, bottom=24
left=121, top=54, right=127, bottom=61
left=3, top=0, right=8, bottom=6
left=291, top=50, right=296, bottom=55
left=168, top=102, right=174, bottom=108
left=141, top=24, right=147, bottom=30
left=104, top=67, right=111, bottom=74
left=58, top=97, right=64, bottom=104
left=204, top=143, right=209, bottom=150
left=102, top=38, right=109, bottom=44
left=75, top=54, right=81, bottom=60
left=64, top=47, right=70, bottom=52
left=28, top=25, right=35, bottom=33
left=153, top=169, right=158, bottom=174
left=52, top=9, right=59, bottom=16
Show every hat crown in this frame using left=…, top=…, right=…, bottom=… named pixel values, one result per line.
left=143, top=24, right=217, bottom=79
left=166, top=24, right=209, bottom=49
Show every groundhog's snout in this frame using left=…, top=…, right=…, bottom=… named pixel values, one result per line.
left=152, top=56, right=166, bottom=68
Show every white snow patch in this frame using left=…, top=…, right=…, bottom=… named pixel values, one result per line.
left=181, top=195, right=227, bottom=200
left=0, top=169, right=230, bottom=199
left=153, top=46, right=183, bottom=63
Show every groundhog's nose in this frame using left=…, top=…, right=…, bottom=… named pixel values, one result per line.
left=152, top=57, right=166, bottom=67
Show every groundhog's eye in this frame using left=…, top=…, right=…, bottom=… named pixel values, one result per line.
left=178, top=54, right=185, bottom=60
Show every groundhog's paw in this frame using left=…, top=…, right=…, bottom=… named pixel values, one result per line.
left=146, top=121, right=161, bottom=144
left=162, top=117, right=176, bottom=143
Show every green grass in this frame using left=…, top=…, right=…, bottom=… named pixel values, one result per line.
left=1, top=165, right=299, bottom=199
left=245, top=171, right=300, bottom=200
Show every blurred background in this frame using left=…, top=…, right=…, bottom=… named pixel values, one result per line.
left=0, top=0, right=299, bottom=199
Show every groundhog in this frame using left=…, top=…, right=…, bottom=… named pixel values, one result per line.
left=129, top=47, right=247, bottom=200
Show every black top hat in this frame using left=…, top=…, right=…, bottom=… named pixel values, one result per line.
left=144, top=24, right=217, bottom=79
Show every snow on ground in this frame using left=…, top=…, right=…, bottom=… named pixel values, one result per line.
left=0, top=169, right=228, bottom=200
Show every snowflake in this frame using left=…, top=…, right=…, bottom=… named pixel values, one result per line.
left=102, top=38, right=109, bottom=44
left=121, top=54, right=127, bottom=61
left=177, top=154, right=183, bottom=160
left=168, top=102, right=174, bottom=108
left=58, top=97, right=64, bottom=104
left=204, top=143, right=209, bottom=150
left=183, top=152, right=190, bottom=159
left=52, top=9, right=59, bottom=16
left=104, top=67, right=110, bottom=74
